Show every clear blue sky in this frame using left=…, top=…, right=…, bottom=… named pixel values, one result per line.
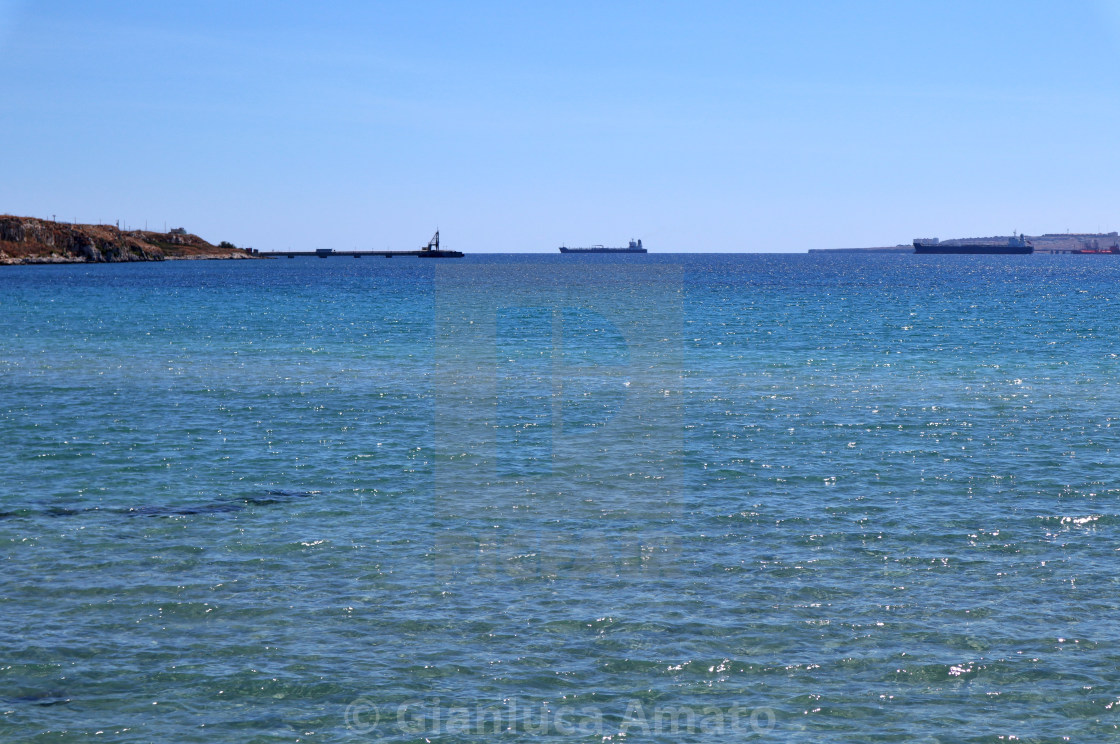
left=2, top=0, right=1119, bottom=252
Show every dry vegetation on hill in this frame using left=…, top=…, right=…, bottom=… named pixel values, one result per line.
left=0, top=215, right=257, bottom=264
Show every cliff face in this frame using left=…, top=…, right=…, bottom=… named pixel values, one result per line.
left=0, top=216, right=256, bottom=264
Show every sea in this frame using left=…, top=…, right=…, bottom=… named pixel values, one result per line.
left=2, top=253, right=1120, bottom=742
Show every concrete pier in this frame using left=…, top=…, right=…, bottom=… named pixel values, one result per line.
left=257, top=248, right=464, bottom=259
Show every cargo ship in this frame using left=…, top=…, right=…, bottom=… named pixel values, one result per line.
left=913, top=235, right=1033, bottom=254
left=559, top=239, right=646, bottom=254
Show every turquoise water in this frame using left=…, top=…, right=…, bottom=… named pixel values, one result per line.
left=3, top=254, right=1120, bottom=742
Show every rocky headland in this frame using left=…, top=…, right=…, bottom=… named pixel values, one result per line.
left=0, top=215, right=257, bottom=264
left=810, top=231, right=1120, bottom=254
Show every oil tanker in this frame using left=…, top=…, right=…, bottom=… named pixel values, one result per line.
left=559, top=239, right=646, bottom=254
left=913, top=235, right=1032, bottom=254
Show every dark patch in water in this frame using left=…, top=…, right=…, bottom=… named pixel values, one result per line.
left=241, top=489, right=319, bottom=506
left=124, top=502, right=246, bottom=518
left=43, top=506, right=91, bottom=517
left=7, top=690, right=71, bottom=707
left=25, top=489, right=318, bottom=520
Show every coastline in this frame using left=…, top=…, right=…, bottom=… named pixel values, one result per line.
left=0, top=251, right=258, bottom=265
left=0, top=214, right=260, bottom=265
